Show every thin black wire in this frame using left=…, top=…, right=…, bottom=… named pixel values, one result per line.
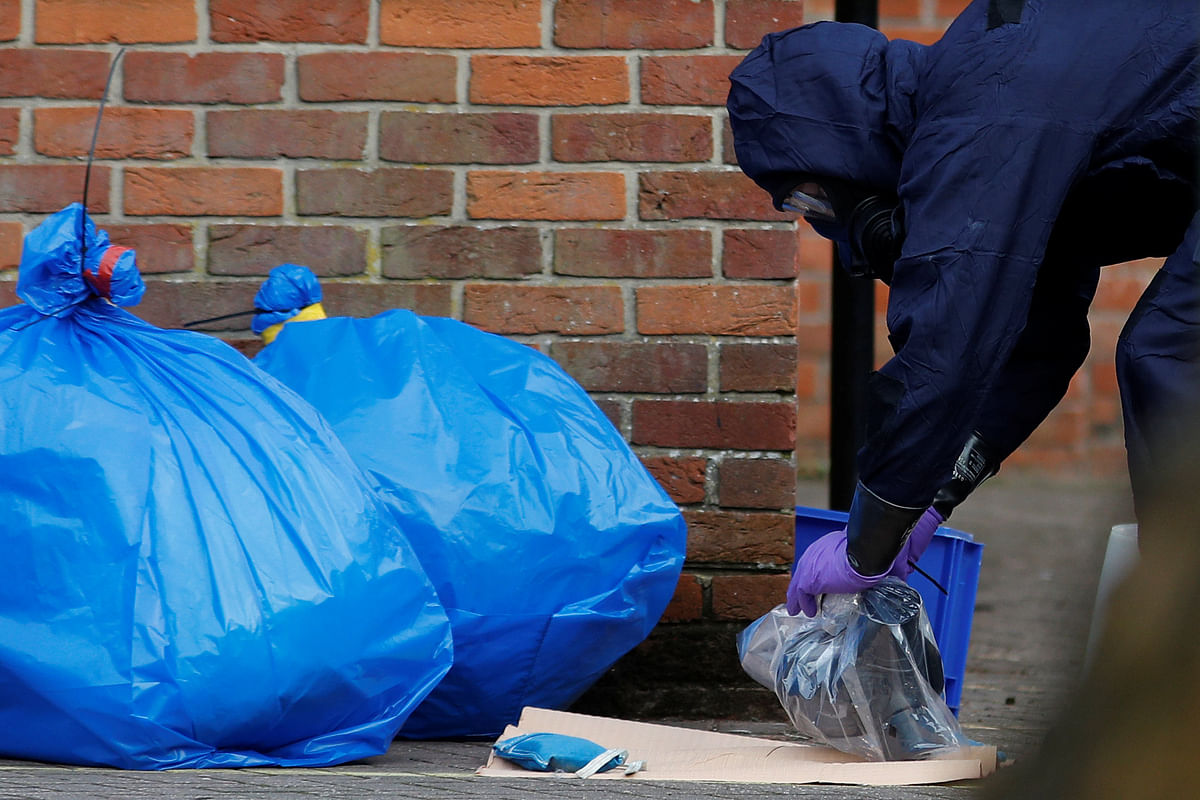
left=909, top=560, right=948, bottom=595
left=80, top=46, right=126, bottom=247
left=182, top=309, right=260, bottom=328
left=9, top=48, right=127, bottom=333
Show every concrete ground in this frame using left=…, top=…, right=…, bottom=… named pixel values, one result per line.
left=0, top=475, right=1135, bottom=799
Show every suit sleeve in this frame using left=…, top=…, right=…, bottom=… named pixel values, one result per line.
left=972, top=259, right=1101, bottom=461
left=857, top=117, right=1096, bottom=506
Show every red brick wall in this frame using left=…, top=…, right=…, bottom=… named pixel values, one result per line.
left=0, top=1, right=809, bottom=650
left=0, top=0, right=1154, bottom=716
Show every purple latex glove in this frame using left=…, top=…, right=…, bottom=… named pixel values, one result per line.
left=786, top=529, right=879, bottom=617
left=886, top=507, right=945, bottom=581
left=786, top=507, right=946, bottom=617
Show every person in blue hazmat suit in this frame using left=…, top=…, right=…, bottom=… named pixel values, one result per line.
left=727, top=0, right=1200, bottom=616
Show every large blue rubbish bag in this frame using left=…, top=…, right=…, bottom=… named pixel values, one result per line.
left=253, top=265, right=687, bottom=739
left=0, top=206, right=453, bottom=769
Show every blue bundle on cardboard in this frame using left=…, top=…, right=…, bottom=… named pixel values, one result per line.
left=253, top=265, right=688, bottom=738
left=0, top=207, right=453, bottom=769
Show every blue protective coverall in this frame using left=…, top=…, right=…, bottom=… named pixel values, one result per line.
left=728, top=0, right=1200, bottom=519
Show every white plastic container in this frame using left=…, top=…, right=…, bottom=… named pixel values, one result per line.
left=1084, top=523, right=1140, bottom=669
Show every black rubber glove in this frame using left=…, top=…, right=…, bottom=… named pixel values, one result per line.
left=845, top=483, right=926, bottom=577
left=931, top=431, right=1001, bottom=520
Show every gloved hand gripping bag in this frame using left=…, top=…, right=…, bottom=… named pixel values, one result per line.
left=0, top=206, right=453, bottom=769
left=254, top=302, right=687, bottom=739
left=737, top=580, right=968, bottom=762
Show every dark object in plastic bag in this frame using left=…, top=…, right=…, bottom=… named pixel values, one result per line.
left=252, top=266, right=687, bottom=739
left=738, top=579, right=968, bottom=761
left=0, top=206, right=453, bottom=769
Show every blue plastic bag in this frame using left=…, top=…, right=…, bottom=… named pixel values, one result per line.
left=253, top=266, right=687, bottom=738
left=492, top=733, right=628, bottom=776
left=0, top=206, right=453, bottom=769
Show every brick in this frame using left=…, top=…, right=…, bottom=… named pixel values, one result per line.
left=632, top=399, right=795, bottom=450
left=468, top=171, right=624, bottom=221
left=796, top=322, right=831, bottom=355
left=0, top=108, right=17, bottom=155
left=879, top=26, right=947, bottom=46
left=594, top=397, right=624, bottom=430
left=298, top=53, right=456, bottom=103
left=210, top=0, right=367, bottom=43
left=795, top=399, right=830, bottom=441
left=880, top=0, right=921, bottom=17
left=0, top=0, right=17, bottom=41
left=0, top=49, right=109, bottom=98
left=35, top=108, right=193, bottom=159
left=207, top=110, right=366, bottom=159
left=554, top=228, right=712, bottom=278
left=640, top=171, right=780, bottom=221
left=208, top=225, right=367, bottom=277
left=641, top=55, right=746, bottom=106
left=683, top=509, right=794, bottom=564
left=1025, top=406, right=1089, bottom=449
left=380, top=112, right=538, bottom=165
left=936, top=0, right=972, bottom=17
left=320, top=281, right=453, bottom=319
left=124, top=52, right=284, bottom=104
left=725, top=1, right=808, bottom=49
left=463, top=284, right=623, bottom=335
left=642, top=456, right=708, bottom=506
left=711, top=574, right=790, bottom=620
left=1091, top=357, right=1120, bottom=395
left=133, top=280, right=259, bottom=330
left=381, top=226, right=541, bottom=280
left=296, top=169, right=453, bottom=219
left=718, top=458, right=795, bottom=509
left=549, top=341, right=708, bottom=393
left=36, top=0, right=195, bottom=43
left=222, top=336, right=263, bottom=359
left=660, top=574, right=705, bottom=623
left=794, top=359, right=819, bottom=400
left=0, top=279, right=16, bottom=304
left=470, top=56, right=628, bottom=106
left=0, top=221, right=22, bottom=270
left=1094, top=265, right=1158, bottom=311
left=636, top=285, right=796, bottom=336
left=1004, top=447, right=1072, bottom=473
left=552, top=113, right=712, bottom=163
left=797, top=228, right=834, bottom=270
left=723, top=228, right=798, bottom=279
left=103, top=224, right=193, bottom=274
left=575, top=623, right=758, bottom=694
left=380, top=0, right=540, bottom=48
left=722, top=116, right=738, bottom=165
left=719, top=342, right=797, bottom=392
left=794, top=276, right=828, bottom=315
left=0, top=165, right=109, bottom=213
left=124, top=167, right=280, bottom=217
left=555, top=0, right=713, bottom=49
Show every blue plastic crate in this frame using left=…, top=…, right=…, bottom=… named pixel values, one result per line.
left=793, top=506, right=984, bottom=716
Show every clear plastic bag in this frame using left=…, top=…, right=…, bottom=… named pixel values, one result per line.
left=737, top=579, right=968, bottom=761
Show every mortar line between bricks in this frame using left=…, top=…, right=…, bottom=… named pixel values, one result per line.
left=368, top=0, right=381, bottom=48
left=18, top=0, right=32, bottom=47
left=193, top=0, right=209, bottom=44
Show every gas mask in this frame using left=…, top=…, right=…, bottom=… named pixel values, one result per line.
left=782, top=179, right=903, bottom=284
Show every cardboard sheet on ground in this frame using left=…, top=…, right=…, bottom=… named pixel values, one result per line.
left=477, top=708, right=995, bottom=786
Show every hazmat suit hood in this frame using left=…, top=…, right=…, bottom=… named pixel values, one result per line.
left=727, top=22, right=925, bottom=209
